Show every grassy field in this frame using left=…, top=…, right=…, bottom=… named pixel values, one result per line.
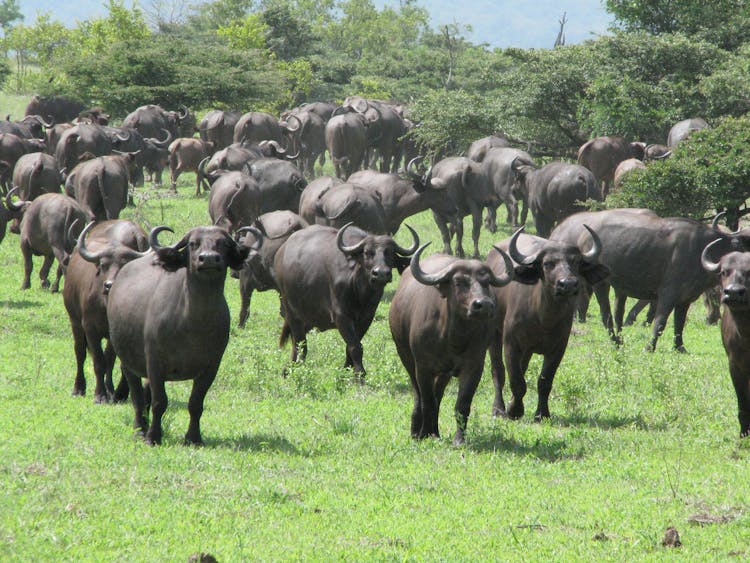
left=1, top=167, right=749, bottom=561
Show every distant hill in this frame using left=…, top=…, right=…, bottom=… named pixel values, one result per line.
left=18, top=0, right=612, bottom=49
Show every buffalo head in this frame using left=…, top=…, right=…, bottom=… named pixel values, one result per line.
left=508, top=226, right=609, bottom=298
left=150, top=225, right=251, bottom=275
left=336, top=222, right=419, bottom=284
left=411, top=242, right=513, bottom=320
left=702, top=239, right=750, bottom=309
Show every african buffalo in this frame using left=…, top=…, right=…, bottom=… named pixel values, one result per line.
left=480, top=147, right=535, bottom=230
left=511, top=160, right=601, bottom=237
left=122, top=104, right=189, bottom=142
left=298, top=175, right=343, bottom=223
left=207, top=170, right=261, bottom=232
left=429, top=156, right=491, bottom=258
left=233, top=111, right=298, bottom=146
left=550, top=209, right=750, bottom=351
left=347, top=160, right=456, bottom=235
left=701, top=241, right=750, bottom=437
left=0, top=190, right=26, bottom=244
left=65, top=153, right=139, bottom=221
left=10, top=191, right=88, bottom=291
left=55, top=123, right=128, bottom=174
left=311, top=182, right=387, bottom=233
left=282, top=110, right=326, bottom=177
left=613, top=158, right=646, bottom=191
left=0, top=133, right=46, bottom=192
left=236, top=210, right=308, bottom=327
left=668, top=118, right=709, bottom=148
left=325, top=112, right=368, bottom=179
left=247, top=158, right=307, bottom=214
left=64, top=220, right=149, bottom=403
left=466, top=135, right=510, bottom=162
left=389, top=244, right=513, bottom=445
left=488, top=227, right=609, bottom=420
left=12, top=152, right=62, bottom=200
left=107, top=225, right=252, bottom=445
left=25, top=95, right=84, bottom=123
left=168, top=138, right=216, bottom=194
left=198, top=110, right=241, bottom=151
left=577, top=136, right=645, bottom=197
left=274, top=223, right=418, bottom=378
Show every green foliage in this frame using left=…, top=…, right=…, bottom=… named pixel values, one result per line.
left=409, top=89, right=500, bottom=158
left=610, top=115, right=750, bottom=222
left=606, top=0, right=750, bottom=51
left=700, top=44, right=750, bottom=117
left=216, top=13, right=268, bottom=51
left=73, top=0, right=150, bottom=56
left=0, top=0, right=22, bottom=34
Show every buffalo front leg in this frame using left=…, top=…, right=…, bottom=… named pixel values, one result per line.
left=88, top=334, right=112, bottom=404
left=504, top=344, right=532, bottom=420
left=729, top=362, right=750, bottom=437
left=490, top=332, right=506, bottom=417
left=452, top=369, right=482, bottom=446
left=336, top=316, right=366, bottom=381
left=71, top=321, right=87, bottom=397
left=672, top=302, right=690, bottom=353
left=593, top=282, right=618, bottom=343
left=123, top=366, right=147, bottom=437
left=415, top=367, right=439, bottom=439
left=469, top=203, right=483, bottom=259
left=20, top=242, right=33, bottom=290
left=144, top=371, right=168, bottom=446
left=646, top=297, right=675, bottom=352
left=185, top=372, right=217, bottom=445
left=432, top=211, right=453, bottom=255
left=534, top=350, right=565, bottom=421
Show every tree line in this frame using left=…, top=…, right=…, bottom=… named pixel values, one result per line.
left=0, top=0, right=750, bottom=220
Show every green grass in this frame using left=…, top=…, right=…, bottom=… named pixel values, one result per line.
left=0, top=92, right=32, bottom=120
left=1, top=172, right=749, bottom=561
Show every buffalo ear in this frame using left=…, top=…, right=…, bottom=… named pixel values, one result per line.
left=227, top=244, right=251, bottom=270
left=581, top=262, right=610, bottom=285
left=154, top=247, right=187, bottom=270
left=393, top=254, right=410, bottom=274
left=513, top=264, right=541, bottom=285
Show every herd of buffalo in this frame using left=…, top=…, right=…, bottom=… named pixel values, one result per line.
left=2, top=94, right=749, bottom=446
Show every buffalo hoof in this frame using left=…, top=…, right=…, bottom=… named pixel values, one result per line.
left=492, top=405, right=507, bottom=418
left=506, top=400, right=524, bottom=420
left=40, top=280, right=50, bottom=290
left=644, top=342, right=656, bottom=353
left=674, top=345, right=688, bottom=353
left=740, top=428, right=749, bottom=438
left=50, top=283, right=60, bottom=293
left=93, top=393, right=109, bottom=405
left=71, top=387, right=85, bottom=397
left=184, top=435, right=204, bottom=447
left=452, top=434, right=466, bottom=447
left=533, top=411, right=550, bottom=422
left=20, top=283, right=30, bottom=290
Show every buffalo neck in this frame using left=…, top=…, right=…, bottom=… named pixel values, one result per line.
left=438, top=298, right=491, bottom=353
left=726, top=305, right=750, bottom=342
left=182, top=269, right=228, bottom=316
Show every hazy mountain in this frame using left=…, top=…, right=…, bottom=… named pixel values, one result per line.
left=18, top=0, right=612, bottom=49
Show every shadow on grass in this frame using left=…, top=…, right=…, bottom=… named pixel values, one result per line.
left=207, top=432, right=303, bottom=455
left=555, top=412, right=667, bottom=431
left=468, top=432, right=578, bottom=462
left=0, top=299, right=42, bottom=309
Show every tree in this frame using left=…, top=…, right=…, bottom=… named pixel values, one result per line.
left=0, top=0, right=22, bottom=35
left=73, top=0, right=150, bottom=56
left=605, top=0, right=750, bottom=51
left=609, top=115, right=750, bottom=228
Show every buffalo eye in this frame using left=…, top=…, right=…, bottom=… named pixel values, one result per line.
left=542, top=259, right=556, bottom=269
left=453, top=275, right=470, bottom=289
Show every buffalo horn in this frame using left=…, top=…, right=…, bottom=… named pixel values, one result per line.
left=148, top=225, right=178, bottom=251
left=76, top=221, right=105, bottom=262
left=488, top=246, right=514, bottom=287
left=5, top=186, right=26, bottom=212
left=236, top=225, right=264, bottom=251
left=114, top=129, right=130, bottom=143
left=282, top=114, right=301, bottom=133
left=336, top=222, right=367, bottom=255
left=393, top=224, right=420, bottom=256
left=580, top=224, right=602, bottom=262
left=178, top=104, right=189, bottom=119
left=508, top=227, right=539, bottom=266
left=711, top=211, right=726, bottom=232
left=701, top=238, right=723, bottom=273
left=410, top=242, right=455, bottom=286
left=146, top=128, right=172, bottom=148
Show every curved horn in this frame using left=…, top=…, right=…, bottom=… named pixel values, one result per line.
left=282, top=114, right=301, bottom=133
left=177, top=104, right=189, bottom=119
left=336, top=222, right=367, bottom=255
left=146, top=128, right=172, bottom=148
left=653, top=150, right=672, bottom=160
left=114, top=129, right=130, bottom=142
left=393, top=224, right=420, bottom=256
left=354, top=98, right=369, bottom=114
left=5, top=186, right=26, bottom=212
left=508, top=227, right=539, bottom=266
left=712, top=211, right=726, bottom=232
left=76, top=221, right=105, bottom=262
left=701, top=238, right=723, bottom=273
left=236, top=225, right=264, bottom=251
left=488, top=246, right=514, bottom=287
left=24, top=114, right=55, bottom=128
left=410, top=242, right=456, bottom=286
left=406, top=156, right=424, bottom=179
left=580, top=224, right=602, bottom=262
left=262, top=139, right=286, bottom=155
left=148, top=225, right=176, bottom=251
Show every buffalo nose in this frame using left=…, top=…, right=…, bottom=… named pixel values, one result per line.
left=103, top=280, right=113, bottom=294
left=198, top=251, right=222, bottom=268
left=556, top=278, right=579, bottom=295
left=371, top=267, right=392, bottom=283
left=470, top=298, right=495, bottom=317
left=723, top=284, right=747, bottom=302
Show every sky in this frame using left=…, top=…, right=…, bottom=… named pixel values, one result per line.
left=19, top=0, right=614, bottom=49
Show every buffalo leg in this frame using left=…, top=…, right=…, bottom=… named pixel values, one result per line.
left=145, top=372, right=168, bottom=446
left=238, top=283, right=254, bottom=328
left=504, top=344, right=532, bottom=420
left=185, top=372, right=217, bottom=445
left=87, top=330, right=111, bottom=404
left=613, top=292, right=627, bottom=335
left=672, top=302, right=690, bottom=353
left=519, top=198, right=529, bottom=226
left=469, top=203, right=482, bottom=258
left=454, top=217, right=466, bottom=258
left=535, top=351, right=565, bottom=421
left=490, top=333, right=506, bottom=416
left=623, top=299, right=650, bottom=327
left=336, top=316, right=365, bottom=379
left=123, top=366, right=147, bottom=436
left=729, top=362, right=750, bottom=437
left=432, top=211, right=453, bottom=255
left=593, top=282, right=618, bottom=343
left=38, top=254, right=54, bottom=290
left=646, top=298, right=675, bottom=352
left=453, top=369, right=481, bottom=446
left=576, top=284, right=592, bottom=323
left=484, top=205, right=498, bottom=233
left=106, top=342, right=129, bottom=402
left=415, top=367, right=439, bottom=439
left=506, top=199, right=518, bottom=227
left=71, top=321, right=87, bottom=397
left=50, top=262, right=63, bottom=293
left=20, top=241, right=33, bottom=290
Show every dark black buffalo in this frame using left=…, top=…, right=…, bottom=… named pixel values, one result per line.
left=0, top=133, right=46, bottom=192
left=325, top=112, right=369, bottom=179
left=64, top=220, right=149, bottom=403
left=701, top=241, right=750, bottom=437
left=198, top=110, right=241, bottom=151
left=550, top=209, right=750, bottom=351
left=107, top=225, right=252, bottom=445
left=10, top=191, right=88, bottom=291
left=298, top=175, right=343, bottom=223
left=207, top=170, right=261, bottom=232
left=247, top=158, right=307, bottom=214
left=236, top=210, right=308, bottom=327
left=488, top=228, right=609, bottom=420
left=347, top=160, right=456, bottom=235
left=25, top=95, right=84, bottom=122
left=311, top=182, right=388, bottom=234
left=480, top=147, right=535, bottom=230
left=122, top=104, right=189, bottom=142
left=65, top=153, right=139, bottom=221
left=0, top=115, right=54, bottom=140
left=168, top=138, right=215, bottom=194
left=389, top=244, right=513, bottom=445
left=273, top=223, right=418, bottom=378
left=466, top=135, right=510, bottom=162
left=511, top=160, right=602, bottom=237
left=55, top=123, right=128, bottom=174
left=12, top=152, right=63, bottom=200
left=107, top=126, right=170, bottom=186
